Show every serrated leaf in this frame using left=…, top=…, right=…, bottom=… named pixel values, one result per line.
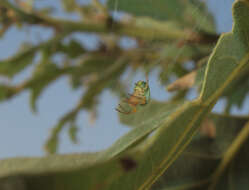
left=161, top=43, right=210, bottom=63
left=45, top=109, right=78, bottom=154
left=28, top=62, right=65, bottom=112
left=57, top=40, right=85, bottom=58
left=68, top=122, right=78, bottom=144
left=0, top=85, right=16, bottom=101
left=0, top=47, right=36, bottom=78
left=158, top=43, right=212, bottom=85
left=183, top=0, right=216, bottom=33
left=70, top=56, right=115, bottom=89
left=44, top=133, right=59, bottom=155
left=77, top=58, right=126, bottom=109
left=44, top=59, right=126, bottom=154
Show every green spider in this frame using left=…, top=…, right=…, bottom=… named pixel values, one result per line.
left=116, top=78, right=150, bottom=114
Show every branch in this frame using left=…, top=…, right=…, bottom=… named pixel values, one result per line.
left=0, top=0, right=219, bottom=44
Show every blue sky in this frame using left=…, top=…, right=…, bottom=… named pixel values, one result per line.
left=0, top=0, right=248, bottom=159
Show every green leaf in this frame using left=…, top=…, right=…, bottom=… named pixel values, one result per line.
left=152, top=113, right=248, bottom=190
left=0, top=152, right=101, bottom=178
left=200, top=1, right=249, bottom=102
left=107, top=0, right=184, bottom=21
left=207, top=120, right=249, bottom=189
left=183, top=0, right=216, bottom=33
left=57, top=39, right=86, bottom=58
left=45, top=110, right=78, bottom=154
left=44, top=132, right=59, bottom=155
left=61, top=0, right=77, bottom=12
left=45, top=59, right=127, bottom=154
left=158, top=42, right=212, bottom=85
left=0, top=152, right=124, bottom=190
left=68, top=122, right=78, bottom=144
left=101, top=100, right=182, bottom=159
left=0, top=46, right=36, bottom=78
left=0, top=100, right=210, bottom=190
left=28, top=62, right=66, bottom=112
left=223, top=70, right=249, bottom=113
left=70, top=56, right=115, bottom=89
left=117, top=100, right=182, bottom=128
left=0, top=85, right=16, bottom=101
left=77, top=58, right=126, bottom=110
left=107, top=0, right=215, bottom=32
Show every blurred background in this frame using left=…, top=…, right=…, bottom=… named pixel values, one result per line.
left=0, top=0, right=247, bottom=159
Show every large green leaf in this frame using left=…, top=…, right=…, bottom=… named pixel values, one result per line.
left=223, top=68, right=249, bottom=113
left=117, top=100, right=182, bottom=127
left=152, top=114, right=248, bottom=190
left=102, top=100, right=183, bottom=159
left=169, top=56, right=249, bottom=114
left=168, top=0, right=249, bottom=113
left=200, top=1, right=249, bottom=102
left=0, top=101, right=214, bottom=190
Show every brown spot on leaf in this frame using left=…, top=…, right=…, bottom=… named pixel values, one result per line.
left=120, top=157, right=137, bottom=172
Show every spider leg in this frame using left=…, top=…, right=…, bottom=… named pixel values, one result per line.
left=115, top=107, right=125, bottom=113
left=115, top=104, right=129, bottom=114
left=115, top=104, right=136, bottom=114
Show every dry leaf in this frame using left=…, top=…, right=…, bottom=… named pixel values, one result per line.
left=167, top=71, right=196, bottom=92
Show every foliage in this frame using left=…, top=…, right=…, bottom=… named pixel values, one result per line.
left=0, top=0, right=248, bottom=189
